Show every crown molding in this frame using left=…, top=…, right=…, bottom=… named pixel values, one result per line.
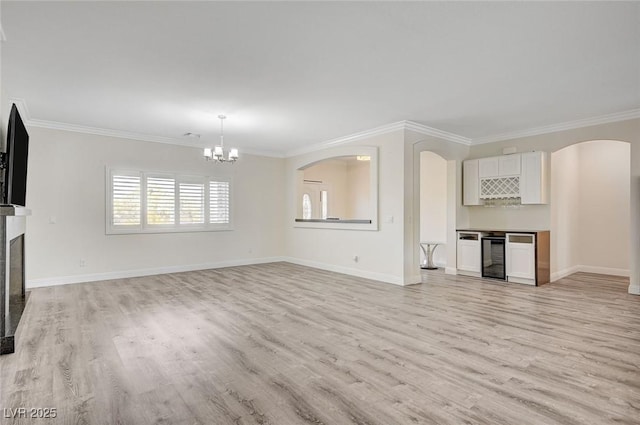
left=10, top=97, right=640, bottom=157
left=9, top=98, right=31, bottom=120
left=285, top=120, right=471, bottom=157
left=472, top=108, right=640, bottom=145
left=285, top=121, right=406, bottom=157
left=27, top=117, right=197, bottom=145
left=10, top=98, right=283, bottom=158
left=404, top=120, right=472, bottom=146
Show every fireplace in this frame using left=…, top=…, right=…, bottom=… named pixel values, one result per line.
left=1, top=206, right=30, bottom=355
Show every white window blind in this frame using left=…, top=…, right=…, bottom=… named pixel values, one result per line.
left=112, top=174, right=141, bottom=226
left=108, top=169, right=231, bottom=234
left=209, top=181, right=230, bottom=224
left=147, top=177, right=176, bottom=225
left=180, top=182, right=205, bottom=224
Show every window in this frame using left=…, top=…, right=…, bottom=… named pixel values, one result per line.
left=180, top=182, right=205, bottom=225
left=321, top=190, right=328, bottom=219
left=302, top=193, right=312, bottom=219
left=111, top=173, right=141, bottom=227
left=107, top=169, right=232, bottom=234
left=147, top=176, right=175, bottom=225
left=210, top=181, right=230, bottom=224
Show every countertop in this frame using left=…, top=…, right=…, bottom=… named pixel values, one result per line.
left=457, top=228, right=549, bottom=234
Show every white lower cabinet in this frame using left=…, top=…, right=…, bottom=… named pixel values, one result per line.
left=457, top=232, right=481, bottom=275
left=506, top=233, right=536, bottom=284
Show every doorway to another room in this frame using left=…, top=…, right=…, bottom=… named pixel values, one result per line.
left=551, top=140, right=630, bottom=288
left=419, top=151, right=448, bottom=274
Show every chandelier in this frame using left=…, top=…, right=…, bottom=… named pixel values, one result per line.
left=203, top=115, right=238, bottom=163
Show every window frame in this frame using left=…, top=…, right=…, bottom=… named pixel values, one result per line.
left=106, top=168, right=233, bottom=235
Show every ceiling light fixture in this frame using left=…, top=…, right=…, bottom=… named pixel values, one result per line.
left=204, top=115, right=238, bottom=163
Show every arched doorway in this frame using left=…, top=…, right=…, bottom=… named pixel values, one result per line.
left=551, top=140, right=630, bottom=285
left=419, top=151, right=448, bottom=273
left=407, top=138, right=468, bottom=284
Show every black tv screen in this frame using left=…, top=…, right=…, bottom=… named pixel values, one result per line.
left=4, top=104, right=29, bottom=206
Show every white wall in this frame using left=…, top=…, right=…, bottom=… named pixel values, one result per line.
left=550, top=144, right=581, bottom=276
left=300, top=157, right=371, bottom=220
left=285, top=131, right=406, bottom=285
left=577, top=141, right=630, bottom=273
left=551, top=141, right=630, bottom=278
left=419, top=151, right=447, bottom=266
left=346, top=159, right=370, bottom=219
left=25, top=126, right=286, bottom=287
left=302, top=159, right=348, bottom=218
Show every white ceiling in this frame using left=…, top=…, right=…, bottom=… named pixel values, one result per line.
left=2, top=1, right=639, bottom=155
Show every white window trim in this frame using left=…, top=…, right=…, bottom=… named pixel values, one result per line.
left=106, top=167, right=234, bottom=235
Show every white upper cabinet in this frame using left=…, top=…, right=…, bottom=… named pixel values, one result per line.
left=478, top=157, right=499, bottom=178
left=463, top=159, right=481, bottom=206
left=478, top=154, right=521, bottom=178
left=499, top=154, right=521, bottom=176
left=463, top=151, right=548, bottom=205
left=520, top=151, right=548, bottom=204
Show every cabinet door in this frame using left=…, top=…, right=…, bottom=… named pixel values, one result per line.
left=463, top=160, right=481, bottom=206
left=457, top=233, right=481, bottom=272
left=506, top=234, right=535, bottom=279
left=479, top=157, right=499, bottom=178
left=521, top=151, right=548, bottom=204
left=499, top=154, right=521, bottom=176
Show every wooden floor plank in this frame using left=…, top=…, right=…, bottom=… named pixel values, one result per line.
left=1, top=263, right=638, bottom=424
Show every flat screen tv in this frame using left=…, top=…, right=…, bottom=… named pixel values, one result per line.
left=4, top=104, right=29, bottom=206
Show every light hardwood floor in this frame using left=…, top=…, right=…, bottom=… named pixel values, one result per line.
left=1, top=263, right=639, bottom=424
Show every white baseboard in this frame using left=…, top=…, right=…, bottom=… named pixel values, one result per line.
left=281, top=256, right=406, bottom=286
left=457, top=270, right=481, bottom=279
left=445, top=267, right=457, bottom=275
left=551, top=265, right=630, bottom=282
left=507, top=276, right=535, bottom=286
left=26, top=256, right=287, bottom=288
left=578, top=265, right=630, bottom=277
left=405, top=274, right=423, bottom=286
left=628, top=282, right=640, bottom=295
left=551, top=265, right=582, bottom=282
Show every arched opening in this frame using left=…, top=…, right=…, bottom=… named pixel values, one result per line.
left=407, top=138, right=468, bottom=285
left=419, top=151, right=448, bottom=272
left=551, top=140, right=630, bottom=286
